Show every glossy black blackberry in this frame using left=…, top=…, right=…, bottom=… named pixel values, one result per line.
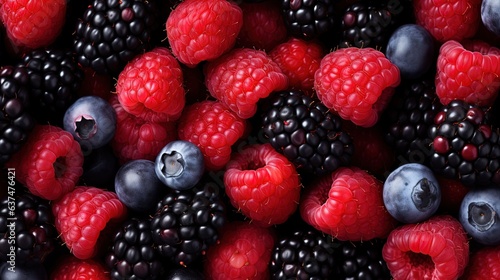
left=150, top=184, right=226, bottom=267
left=281, top=0, right=336, bottom=39
left=105, top=218, right=164, bottom=280
left=0, top=66, right=34, bottom=165
left=0, top=191, right=57, bottom=264
left=73, top=0, right=159, bottom=76
left=19, top=49, right=84, bottom=124
left=262, top=90, right=353, bottom=176
left=270, top=230, right=340, bottom=280
left=428, top=100, right=500, bottom=187
left=336, top=239, right=391, bottom=279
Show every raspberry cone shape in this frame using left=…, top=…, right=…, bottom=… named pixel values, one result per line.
left=224, top=143, right=301, bottom=227
left=51, top=255, right=109, bottom=280
left=435, top=40, right=500, bottom=107
left=382, top=215, right=469, bottom=280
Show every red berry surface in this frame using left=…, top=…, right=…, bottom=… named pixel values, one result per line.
left=461, top=245, right=500, bottom=280
left=51, top=255, right=109, bottom=280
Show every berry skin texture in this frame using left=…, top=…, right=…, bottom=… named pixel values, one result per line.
left=435, top=40, right=500, bottom=107
left=461, top=245, right=500, bottom=280
left=413, top=0, right=481, bottom=42
left=204, top=221, right=275, bottom=280
left=166, top=0, right=243, bottom=67
left=205, top=48, right=289, bottom=119
left=116, top=47, right=185, bottom=123
left=382, top=215, right=469, bottom=280
left=224, top=143, right=301, bottom=227
left=51, top=255, right=109, bottom=280
left=314, top=47, right=400, bottom=127
left=0, top=0, right=66, bottom=49
left=52, top=186, right=127, bottom=260
left=7, top=125, right=83, bottom=201
left=300, top=167, right=397, bottom=241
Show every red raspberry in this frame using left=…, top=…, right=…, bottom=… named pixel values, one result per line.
left=204, top=221, right=275, bottom=280
left=7, top=125, right=83, bottom=201
left=0, top=0, right=66, bottom=49
left=166, top=0, right=243, bottom=67
left=178, top=100, right=247, bottom=171
left=462, top=245, right=500, bottom=280
left=224, top=143, right=301, bottom=227
left=435, top=40, right=500, bottom=107
left=300, top=167, right=396, bottom=241
left=382, top=215, right=469, bottom=280
left=314, top=47, right=400, bottom=127
left=205, top=48, right=289, bottom=119
left=110, top=96, right=177, bottom=163
left=52, top=186, right=127, bottom=260
left=269, top=37, right=325, bottom=96
left=116, top=47, right=185, bottom=123
left=413, top=0, right=481, bottom=42
left=237, top=1, right=288, bottom=51
left=51, top=255, right=109, bottom=280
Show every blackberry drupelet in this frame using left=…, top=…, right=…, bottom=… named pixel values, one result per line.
left=261, top=90, right=353, bottom=176
left=105, top=218, right=164, bottom=280
left=0, top=66, right=34, bottom=165
left=150, top=184, right=226, bottom=267
left=336, top=239, right=391, bottom=279
left=428, top=100, right=500, bottom=187
left=0, top=190, right=58, bottom=264
left=281, top=0, right=336, bottom=39
left=74, top=0, right=159, bottom=76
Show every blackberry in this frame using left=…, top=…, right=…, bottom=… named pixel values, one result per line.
left=335, top=239, right=391, bottom=279
left=150, top=184, right=226, bottom=266
left=105, top=218, right=164, bottom=280
left=428, top=100, right=500, bottom=187
left=0, top=66, right=34, bottom=165
left=261, top=90, right=353, bottom=176
left=281, top=0, right=336, bottom=39
left=270, top=230, right=340, bottom=279
left=74, top=0, right=159, bottom=76
left=0, top=190, right=58, bottom=264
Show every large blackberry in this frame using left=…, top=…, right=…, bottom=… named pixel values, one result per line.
left=261, top=90, right=353, bottom=176
left=335, top=239, right=391, bottom=279
left=0, top=66, right=34, bottom=165
left=105, top=218, right=164, bottom=280
left=73, top=0, right=159, bottom=76
left=428, top=100, right=500, bottom=187
left=281, top=0, right=336, bottom=39
left=0, top=190, right=58, bottom=264
left=150, top=184, right=226, bottom=267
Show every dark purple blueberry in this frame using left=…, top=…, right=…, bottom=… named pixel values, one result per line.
left=163, top=267, right=204, bottom=280
left=481, top=0, right=500, bottom=36
left=0, top=262, right=47, bottom=280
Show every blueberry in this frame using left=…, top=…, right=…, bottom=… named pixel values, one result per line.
left=63, top=96, right=116, bottom=151
left=115, top=159, right=166, bottom=213
left=481, top=0, right=500, bottom=36
left=155, top=140, right=204, bottom=191
left=385, top=24, right=435, bottom=80
left=459, top=187, right=500, bottom=245
left=0, top=262, right=47, bottom=280
left=383, top=163, right=441, bottom=223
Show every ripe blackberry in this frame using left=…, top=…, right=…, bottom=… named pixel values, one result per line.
left=0, top=66, right=34, bottom=165
left=336, top=239, right=391, bottom=279
left=150, top=184, right=226, bottom=267
left=281, top=0, right=336, bottom=39
left=19, top=49, right=84, bottom=124
left=74, top=0, right=159, bottom=76
left=105, top=218, right=164, bottom=280
left=261, top=90, right=353, bottom=176
left=270, top=230, right=340, bottom=279
left=428, top=100, right=500, bottom=187
left=0, top=190, right=58, bottom=264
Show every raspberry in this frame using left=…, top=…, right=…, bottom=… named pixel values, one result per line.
left=203, top=221, right=275, bottom=280
left=435, top=40, right=500, bottom=107
left=110, top=96, right=177, bottom=163
left=116, top=47, right=185, bottom=123
left=52, top=186, right=127, bottom=259
left=51, top=255, right=109, bottom=280
left=177, top=100, right=247, bottom=171
left=0, top=0, right=66, bottom=49
left=166, top=0, right=243, bottom=67
left=205, top=48, right=289, bottom=119
left=461, top=245, right=500, bottom=280
left=382, top=215, right=469, bottom=280
left=300, top=167, right=397, bottom=241
left=224, top=143, right=301, bottom=227
left=413, top=0, right=481, bottom=42
left=269, top=38, right=325, bottom=96
left=7, top=125, right=83, bottom=201
left=314, top=47, right=400, bottom=127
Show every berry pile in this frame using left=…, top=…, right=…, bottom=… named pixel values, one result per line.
left=3, top=0, right=500, bottom=279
